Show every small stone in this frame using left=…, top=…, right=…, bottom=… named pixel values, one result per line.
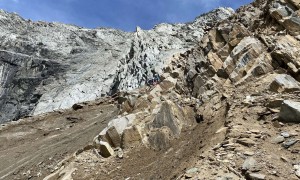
left=242, top=157, right=257, bottom=172
left=279, top=122, right=284, bottom=126
left=184, top=173, right=193, bottom=179
left=244, top=151, right=255, bottom=156
left=282, top=139, right=299, bottom=149
left=216, top=127, right=228, bottom=134
left=237, top=138, right=256, bottom=147
left=72, top=103, right=85, bottom=110
left=213, top=143, right=222, bottom=150
left=271, top=136, right=285, bottom=144
left=116, top=148, right=124, bottom=159
left=250, top=130, right=261, bottom=134
left=290, top=132, right=298, bottom=137
left=281, top=132, right=290, bottom=138
left=247, top=173, right=266, bottom=180
left=186, top=167, right=199, bottom=174
left=280, top=156, right=289, bottom=162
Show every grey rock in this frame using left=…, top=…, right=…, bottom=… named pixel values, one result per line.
left=150, top=101, right=182, bottom=136
left=99, top=114, right=136, bottom=147
left=242, top=157, right=257, bottom=171
left=222, top=37, right=265, bottom=83
left=148, top=127, right=172, bottom=150
left=271, top=135, right=285, bottom=144
left=116, top=148, right=124, bottom=159
left=270, top=35, right=300, bottom=75
left=281, top=132, right=290, bottom=138
left=242, top=157, right=258, bottom=172
left=269, top=74, right=300, bottom=93
left=279, top=100, right=300, bottom=123
left=186, top=167, right=199, bottom=174
left=282, top=139, right=299, bottom=148
left=247, top=173, right=266, bottom=180
left=216, top=174, right=236, bottom=180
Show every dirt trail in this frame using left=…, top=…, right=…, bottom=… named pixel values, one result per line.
left=0, top=103, right=119, bottom=180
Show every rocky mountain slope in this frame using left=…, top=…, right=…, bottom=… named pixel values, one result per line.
left=0, top=7, right=233, bottom=123
left=0, top=0, right=300, bottom=179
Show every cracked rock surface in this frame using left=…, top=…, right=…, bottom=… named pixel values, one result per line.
left=0, top=8, right=233, bottom=123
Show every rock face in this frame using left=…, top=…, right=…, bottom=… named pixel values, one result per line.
left=0, top=8, right=234, bottom=123
left=0, top=50, right=67, bottom=121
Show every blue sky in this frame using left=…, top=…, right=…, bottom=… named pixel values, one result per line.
left=0, top=0, right=253, bottom=31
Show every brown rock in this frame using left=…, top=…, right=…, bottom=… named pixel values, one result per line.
left=247, top=173, right=266, bottom=180
left=207, top=52, right=223, bottom=70
left=270, top=74, right=300, bottom=93
left=286, top=0, right=300, bottom=8
left=228, top=24, right=250, bottom=47
left=271, top=35, right=300, bottom=69
left=237, top=138, right=256, bottom=147
left=107, top=126, right=122, bottom=147
left=222, top=37, right=264, bottom=83
left=99, top=141, right=115, bottom=158
left=208, top=29, right=226, bottom=51
left=148, top=127, right=172, bottom=150
left=121, top=125, right=142, bottom=149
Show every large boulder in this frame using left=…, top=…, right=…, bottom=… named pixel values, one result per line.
left=99, top=114, right=136, bottom=147
left=269, top=74, right=300, bottom=92
left=140, top=100, right=187, bottom=150
left=147, top=127, right=172, bottom=150
left=121, top=125, right=143, bottom=148
left=149, top=101, right=185, bottom=136
left=279, top=100, right=300, bottom=122
left=99, top=141, right=115, bottom=158
left=93, top=138, right=115, bottom=158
